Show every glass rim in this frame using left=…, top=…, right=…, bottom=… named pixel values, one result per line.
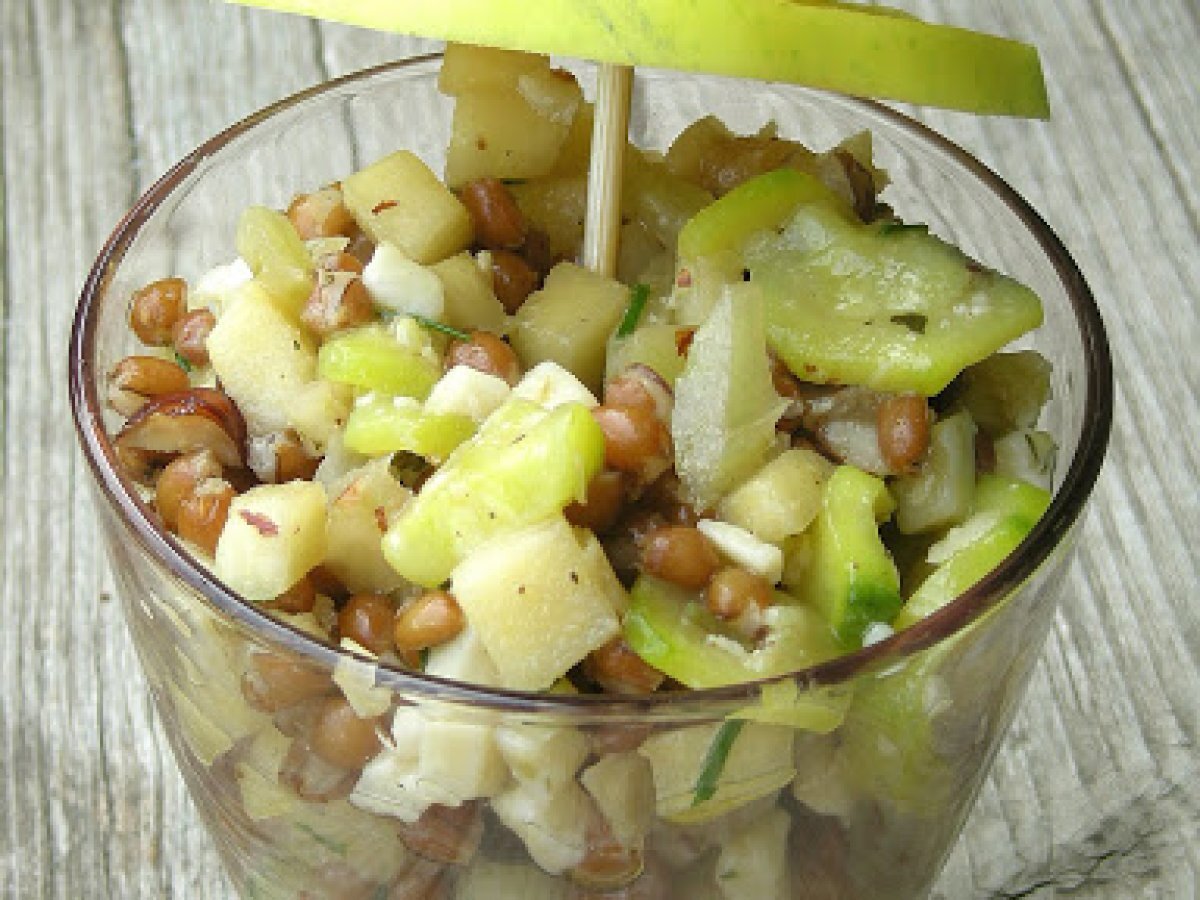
left=69, top=54, right=1112, bottom=721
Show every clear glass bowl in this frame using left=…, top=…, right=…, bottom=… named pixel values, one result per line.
left=70, top=56, right=1110, bottom=899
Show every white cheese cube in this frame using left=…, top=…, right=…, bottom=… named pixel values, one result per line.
left=424, top=365, right=512, bottom=424
left=696, top=519, right=784, bottom=585
left=363, top=241, right=446, bottom=319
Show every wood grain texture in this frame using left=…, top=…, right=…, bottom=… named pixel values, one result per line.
left=1, top=1, right=1194, bottom=897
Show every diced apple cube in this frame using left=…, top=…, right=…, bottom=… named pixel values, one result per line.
left=286, top=379, right=353, bottom=452
left=342, top=150, right=472, bottom=264
left=491, top=778, right=589, bottom=874
left=441, top=46, right=583, bottom=187
left=214, top=481, right=327, bottom=603
left=324, top=459, right=411, bottom=595
left=717, top=445, right=833, bottom=543
left=206, top=281, right=317, bottom=436
left=451, top=516, right=621, bottom=690
left=511, top=262, right=630, bottom=393
left=430, top=252, right=507, bottom=334
left=580, top=752, right=656, bottom=850
left=438, top=43, right=551, bottom=95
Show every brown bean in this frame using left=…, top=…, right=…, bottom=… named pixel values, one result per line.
left=446, top=331, right=522, bottom=385
left=519, top=227, right=556, bottom=280
left=309, top=696, right=382, bottom=770
left=315, top=250, right=364, bottom=275
left=591, top=404, right=670, bottom=476
left=242, top=651, right=332, bottom=713
left=876, top=393, right=931, bottom=473
left=396, top=801, right=484, bottom=865
left=583, top=638, right=664, bottom=695
left=570, top=808, right=644, bottom=891
left=171, top=309, right=216, bottom=368
left=155, top=449, right=223, bottom=530
left=394, top=590, right=465, bottom=655
left=286, top=185, right=355, bottom=240
left=265, top=574, right=317, bottom=614
left=640, top=526, right=720, bottom=590
left=176, top=478, right=235, bottom=555
left=274, top=430, right=320, bottom=483
left=642, top=472, right=700, bottom=527
left=565, top=470, right=626, bottom=534
left=460, top=178, right=527, bottom=250
left=301, top=271, right=375, bottom=338
left=490, top=249, right=540, bottom=314
left=107, top=355, right=192, bottom=417
left=129, top=277, right=186, bottom=345
left=706, top=567, right=772, bottom=620
left=337, top=594, right=396, bottom=656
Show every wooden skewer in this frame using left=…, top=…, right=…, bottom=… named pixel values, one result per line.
left=581, top=63, right=633, bottom=278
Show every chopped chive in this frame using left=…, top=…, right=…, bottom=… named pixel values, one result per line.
left=173, top=351, right=193, bottom=373
left=412, top=314, right=470, bottom=342
left=879, top=220, right=928, bottom=237
left=692, top=719, right=746, bottom=806
left=616, top=283, right=651, bottom=337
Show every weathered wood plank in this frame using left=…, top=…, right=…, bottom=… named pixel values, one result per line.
left=0, top=1, right=1194, bottom=898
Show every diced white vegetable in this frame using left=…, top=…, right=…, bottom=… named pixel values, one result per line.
left=334, top=639, right=392, bottom=718
left=714, top=807, right=792, bottom=900
left=363, top=241, right=446, bottom=319
left=580, top=751, right=656, bottom=849
left=235, top=727, right=296, bottom=821
left=791, top=735, right=854, bottom=820
left=350, top=744, right=429, bottom=823
left=415, top=718, right=509, bottom=804
left=491, top=779, right=589, bottom=874
left=696, top=519, right=784, bottom=585
left=892, top=410, right=977, bottom=534
left=214, top=481, right=327, bottom=603
left=638, top=721, right=795, bottom=823
left=454, top=861, right=568, bottom=900
left=511, top=360, right=599, bottom=410
left=495, top=722, right=589, bottom=791
left=424, top=627, right=504, bottom=686
left=425, top=365, right=512, bottom=424
left=451, top=517, right=621, bottom=691
left=191, top=258, right=253, bottom=315
left=993, top=428, right=1057, bottom=490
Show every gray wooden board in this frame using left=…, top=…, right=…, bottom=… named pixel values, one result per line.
left=0, top=0, right=1195, bottom=896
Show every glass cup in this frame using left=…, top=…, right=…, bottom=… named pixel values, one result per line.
left=70, top=57, right=1111, bottom=899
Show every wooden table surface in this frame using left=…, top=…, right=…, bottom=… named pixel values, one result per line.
left=1, top=1, right=1196, bottom=897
